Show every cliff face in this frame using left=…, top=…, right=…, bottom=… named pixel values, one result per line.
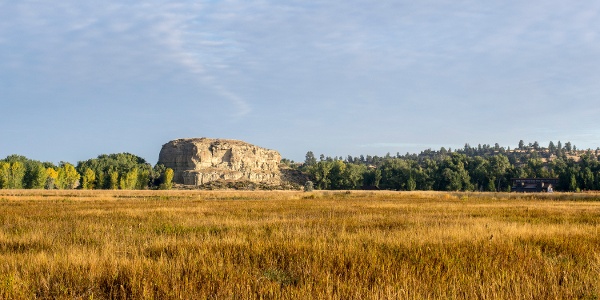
left=158, top=138, right=281, bottom=186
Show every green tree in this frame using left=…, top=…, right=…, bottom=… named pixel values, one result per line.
left=406, top=176, right=416, bottom=191
left=565, top=142, right=572, bottom=152
left=580, top=167, right=594, bottom=191
left=329, top=160, right=347, bottom=189
left=525, top=158, right=546, bottom=178
left=137, top=169, right=150, bottom=190
left=379, top=158, right=413, bottom=190
left=469, top=156, right=489, bottom=191
left=548, top=141, right=556, bottom=153
left=308, top=161, right=333, bottom=190
left=160, top=168, right=174, bottom=190
left=569, top=173, right=578, bottom=192
left=152, top=164, right=167, bottom=188
left=362, top=168, right=381, bottom=188
left=434, top=153, right=472, bottom=191
left=488, top=154, right=510, bottom=191
left=342, top=163, right=367, bottom=189
left=27, top=163, right=49, bottom=189
left=77, top=153, right=152, bottom=189
left=304, top=151, right=317, bottom=166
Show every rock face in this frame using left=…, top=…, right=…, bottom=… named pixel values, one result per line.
left=158, top=138, right=281, bottom=186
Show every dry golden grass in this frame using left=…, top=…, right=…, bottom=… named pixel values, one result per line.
left=1, top=190, right=599, bottom=299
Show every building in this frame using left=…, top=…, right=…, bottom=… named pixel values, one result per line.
left=511, top=178, right=559, bottom=193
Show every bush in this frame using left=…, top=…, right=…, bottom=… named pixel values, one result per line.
left=304, top=181, right=314, bottom=192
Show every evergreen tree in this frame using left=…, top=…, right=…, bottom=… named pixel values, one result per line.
left=565, top=142, right=572, bottom=152
left=548, top=141, right=556, bottom=153
left=304, top=151, right=317, bottom=166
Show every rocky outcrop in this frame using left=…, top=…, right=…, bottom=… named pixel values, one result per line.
left=158, top=138, right=281, bottom=186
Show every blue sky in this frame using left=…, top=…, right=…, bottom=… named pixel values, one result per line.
left=2, top=1, right=600, bottom=164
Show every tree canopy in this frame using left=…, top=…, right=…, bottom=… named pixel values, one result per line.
left=299, top=141, right=600, bottom=192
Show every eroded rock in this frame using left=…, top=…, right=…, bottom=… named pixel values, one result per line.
left=158, top=138, right=281, bottom=186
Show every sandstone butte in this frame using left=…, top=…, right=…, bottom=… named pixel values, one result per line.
left=157, top=138, right=281, bottom=186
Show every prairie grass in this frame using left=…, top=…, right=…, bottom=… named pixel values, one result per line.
left=0, top=190, right=599, bottom=299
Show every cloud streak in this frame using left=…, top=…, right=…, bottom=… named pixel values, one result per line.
left=0, top=1, right=253, bottom=116
left=150, top=6, right=252, bottom=117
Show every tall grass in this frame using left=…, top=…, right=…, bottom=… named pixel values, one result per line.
left=0, top=190, right=599, bottom=299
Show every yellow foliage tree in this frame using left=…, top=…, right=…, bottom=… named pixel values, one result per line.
left=82, top=168, right=96, bottom=190
left=120, top=168, right=138, bottom=190
left=46, top=168, right=58, bottom=189
left=56, top=163, right=80, bottom=189
left=109, top=171, right=119, bottom=190
left=0, top=162, right=10, bottom=189
left=0, top=161, right=25, bottom=189
left=9, top=161, right=25, bottom=189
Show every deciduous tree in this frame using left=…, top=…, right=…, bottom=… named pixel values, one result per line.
left=56, top=163, right=80, bottom=189
left=81, top=168, right=96, bottom=190
left=160, top=168, right=174, bottom=190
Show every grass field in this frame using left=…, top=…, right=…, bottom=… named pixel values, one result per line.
left=1, top=190, right=599, bottom=299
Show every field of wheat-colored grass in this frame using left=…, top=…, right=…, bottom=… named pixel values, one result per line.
left=1, top=189, right=599, bottom=299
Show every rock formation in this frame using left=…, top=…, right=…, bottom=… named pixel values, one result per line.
left=158, top=138, right=281, bottom=186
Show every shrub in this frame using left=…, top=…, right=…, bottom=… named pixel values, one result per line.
left=304, top=181, right=314, bottom=192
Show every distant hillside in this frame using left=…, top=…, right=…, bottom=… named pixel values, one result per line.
left=291, top=141, right=600, bottom=192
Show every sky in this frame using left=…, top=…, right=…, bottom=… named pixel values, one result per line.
left=2, top=1, right=600, bottom=165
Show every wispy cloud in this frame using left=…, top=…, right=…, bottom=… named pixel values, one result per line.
left=149, top=6, right=252, bottom=117
left=0, top=1, right=253, bottom=116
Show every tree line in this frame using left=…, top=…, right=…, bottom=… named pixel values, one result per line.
left=3, top=140, right=599, bottom=192
left=291, top=140, right=600, bottom=192
left=0, top=153, right=173, bottom=190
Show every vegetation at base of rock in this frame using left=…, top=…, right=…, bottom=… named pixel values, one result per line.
left=185, top=180, right=300, bottom=191
left=0, top=190, right=599, bottom=299
left=159, top=168, right=174, bottom=190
